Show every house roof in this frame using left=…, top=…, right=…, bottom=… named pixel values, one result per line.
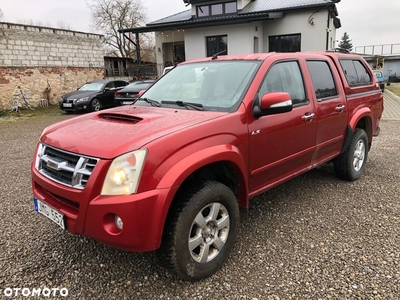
left=119, top=0, right=340, bottom=34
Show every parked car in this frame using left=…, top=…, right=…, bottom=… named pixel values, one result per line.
left=388, top=73, right=400, bottom=83
left=60, top=79, right=129, bottom=113
left=113, top=80, right=154, bottom=106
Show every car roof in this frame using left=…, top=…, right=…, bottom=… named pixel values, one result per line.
left=130, top=80, right=155, bottom=83
left=86, top=79, right=127, bottom=84
left=178, top=51, right=366, bottom=65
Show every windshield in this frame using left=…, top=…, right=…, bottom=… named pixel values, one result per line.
left=138, top=61, right=260, bottom=111
left=78, top=82, right=104, bottom=91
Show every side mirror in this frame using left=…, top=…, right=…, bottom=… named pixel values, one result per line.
left=253, top=92, right=293, bottom=118
left=104, top=87, right=111, bottom=93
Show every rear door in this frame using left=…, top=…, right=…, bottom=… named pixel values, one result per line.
left=305, top=59, right=347, bottom=164
left=248, top=59, right=317, bottom=193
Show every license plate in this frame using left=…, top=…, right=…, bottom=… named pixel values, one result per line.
left=63, top=103, right=72, bottom=107
left=122, top=101, right=133, bottom=105
left=34, top=198, right=65, bottom=230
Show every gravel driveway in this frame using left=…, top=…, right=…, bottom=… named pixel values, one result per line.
left=0, top=115, right=399, bottom=299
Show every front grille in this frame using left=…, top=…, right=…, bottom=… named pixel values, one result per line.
left=36, top=143, right=99, bottom=189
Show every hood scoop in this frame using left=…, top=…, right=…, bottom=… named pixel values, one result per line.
left=98, top=113, right=143, bottom=124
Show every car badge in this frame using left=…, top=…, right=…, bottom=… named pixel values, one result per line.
left=46, top=160, right=67, bottom=171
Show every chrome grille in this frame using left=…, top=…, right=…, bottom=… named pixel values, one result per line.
left=36, top=143, right=99, bottom=189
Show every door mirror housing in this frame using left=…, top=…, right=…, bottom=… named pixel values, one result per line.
left=253, top=92, right=293, bottom=118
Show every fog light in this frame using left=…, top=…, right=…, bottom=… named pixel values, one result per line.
left=114, top=215, right=123, bottom=230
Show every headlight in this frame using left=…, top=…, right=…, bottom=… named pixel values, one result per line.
left=75, top=96, right=89, bottom=103
left=101, top=149, right=147, bottom=195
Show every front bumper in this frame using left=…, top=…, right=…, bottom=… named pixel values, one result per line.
left=59, top=100, right=90, bottom=112
left=32, top=168, right=177, bottom=252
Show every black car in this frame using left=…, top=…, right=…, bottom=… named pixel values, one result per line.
left=60, top=79, right=129, bottom=113
left=113, top=80, right=154, bottom=106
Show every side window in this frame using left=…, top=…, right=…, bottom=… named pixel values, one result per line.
left=353, top=60, right=372, bottom=85
left=115, top=81, right=128, bottom=88
left=105, top=82, right=115, bottom=90
left=340, top=60, right=358, bottom=86
left=340, top=59, right=372, bottom=87
left=258, top=61, right=307, bottom=105
left=307, top=60, right=338, bottom=100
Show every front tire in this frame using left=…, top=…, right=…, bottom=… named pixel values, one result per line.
left=334, top=128, right=368, bottom=181
left=90, top=98, right=101, bottom=112
left=156, top=180, right=239, bottom=281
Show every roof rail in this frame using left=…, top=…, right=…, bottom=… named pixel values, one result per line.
left=327, top=47, right=350, bottom=54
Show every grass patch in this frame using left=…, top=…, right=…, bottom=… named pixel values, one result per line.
left=0, top=104, right=66, bottom=123
left=386, top=83, right=400, bottom=97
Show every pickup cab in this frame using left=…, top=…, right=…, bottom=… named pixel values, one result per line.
left=32, top=52, right=383, bottom=281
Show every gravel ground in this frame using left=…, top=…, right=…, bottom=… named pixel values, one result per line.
left=0, top=114, right=399, bottom=299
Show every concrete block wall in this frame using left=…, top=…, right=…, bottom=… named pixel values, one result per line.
left=0, top=22, right=105, bottom=109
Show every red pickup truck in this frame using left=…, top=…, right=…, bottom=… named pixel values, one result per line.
left=32, top=52, right=383, bottom=281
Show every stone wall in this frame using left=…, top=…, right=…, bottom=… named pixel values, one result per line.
left=0, top=22, right=105, bottom=109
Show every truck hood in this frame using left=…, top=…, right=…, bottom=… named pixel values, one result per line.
left=42, top=106, right=226, bottom=159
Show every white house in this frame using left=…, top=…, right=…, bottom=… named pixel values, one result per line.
left=119, top=0, right=341, bottom=75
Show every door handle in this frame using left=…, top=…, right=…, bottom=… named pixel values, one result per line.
left=302, top=113, right=315, bottom=122
left=336, top=105, right=345, bottom=112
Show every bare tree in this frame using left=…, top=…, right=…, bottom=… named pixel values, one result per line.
left=0, top=8, right=4, bottom=20
left=56, top=20, right=72, bottom=30
left=88, top=0, right=147, bottom=58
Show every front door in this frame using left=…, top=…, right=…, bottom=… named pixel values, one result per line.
left=248, top=60, right=317, bottom=194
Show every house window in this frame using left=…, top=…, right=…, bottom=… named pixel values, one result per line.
left=211, top=4, right=223, bottom=15
left=269, top=34, right=301, bottom=52
left=206, top=35, right=228, bottom=57
left=225, top=2, right=237, bottom=14
left=197, top=5, right=209, bottom=17
left=197, top=2, right=237, bottom=17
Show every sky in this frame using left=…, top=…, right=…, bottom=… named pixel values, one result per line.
left=1, top=0, right=400, bottom=52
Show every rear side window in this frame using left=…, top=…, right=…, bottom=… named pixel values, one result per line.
left=115, top=81, right=128, bottom=88
left=340, top=59, right=372, bottom=87
left=307, top=60, right=338, bottom=100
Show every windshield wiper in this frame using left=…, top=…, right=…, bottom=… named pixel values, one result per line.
left=162, top=100, right=204, bottom=111
left=137, top=97, right=161, bottom=107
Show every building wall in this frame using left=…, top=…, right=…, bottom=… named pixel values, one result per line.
left=0, top=22, right=105, bottom=109
left=262, top=10, right=334, bottom=52
left=171, top=10, right=334, bottom=61
left=184, top=22, right=260, bottom=60
left=153, top=9, right=337, bottom=76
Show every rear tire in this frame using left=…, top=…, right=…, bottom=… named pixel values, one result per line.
left=156, top=180, right=239, bottom=281
left=334, top=128, right=368, bottom=181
